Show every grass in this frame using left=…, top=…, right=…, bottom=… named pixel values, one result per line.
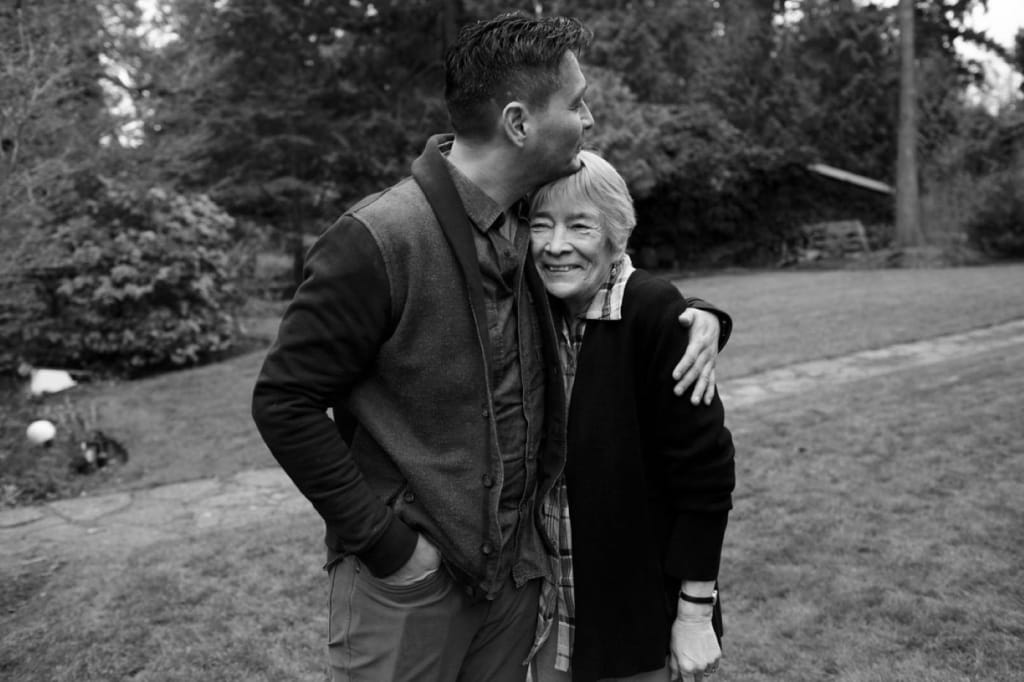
left=2, top=264, right=1023, bottom=679
left=719, top=342, right=1024, bottom=680
left=1, top=517, right=327, bottom=681
left=4, top=263, right=1023, bottom=507
left=677, top=262, right=1024, bottom=380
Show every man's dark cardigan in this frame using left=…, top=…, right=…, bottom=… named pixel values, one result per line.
left=562, top=270, right=736, bottom=682
left=253, top=135, right=570, bottom=597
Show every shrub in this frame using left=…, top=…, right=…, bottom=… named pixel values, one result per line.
left=966, top=170, right=1024, bottom=258
left=611, top=102, right=815, bottom=266
left=12, top=179, right=244, bottom=375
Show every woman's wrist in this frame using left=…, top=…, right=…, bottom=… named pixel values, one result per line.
left=679, top=580, right=716, bottom=600
left=677, top=580, right=716, bottom=621
left=676, top=601, right=713, bottom=622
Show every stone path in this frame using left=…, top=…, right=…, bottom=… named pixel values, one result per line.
left=3, top=318, right=1023, bottom=570
left=722, top=318, right=1024, bottom=407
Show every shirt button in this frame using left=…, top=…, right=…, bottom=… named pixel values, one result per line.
left=403, top=491, right=415, bottom=503
left=481, top=474, right=494, bottom=488
left=481, top=543, right=494, bottom=556
left=481, top=407, right=490, bottom=418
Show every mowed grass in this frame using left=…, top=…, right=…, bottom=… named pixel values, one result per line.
left=19, top=263, right=1024, bottom=499
left=2, top=325, right=1020, bottom=680
left=0, top=517, right=328, bottom=681
left=719, top=342, right=1024, bottom=680
left=675, top=262, right=1024, bottom=380
left=2, top=265, right=1022, bottom=680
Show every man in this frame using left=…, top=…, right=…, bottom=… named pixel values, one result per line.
left=252, top=12, right=731, bottom=682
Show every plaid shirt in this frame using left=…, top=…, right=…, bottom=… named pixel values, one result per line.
left=528, top=255, right=635, bottom=673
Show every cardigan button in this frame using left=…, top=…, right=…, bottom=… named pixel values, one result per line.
left=481, top=408, right=490, bottom=418
left=481, top=474, right=494, bottom=488
left=481, top=542, right=494, bottom=556
left=402, top=491, right=415, bottom=504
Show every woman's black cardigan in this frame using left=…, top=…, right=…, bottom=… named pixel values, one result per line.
left=564, top=270, right=736, bottom=682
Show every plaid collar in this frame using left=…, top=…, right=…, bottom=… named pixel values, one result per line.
left=575, top=253, right=635, bottom=322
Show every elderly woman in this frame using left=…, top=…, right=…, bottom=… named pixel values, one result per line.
left=527, top=151, right=736, bottom=682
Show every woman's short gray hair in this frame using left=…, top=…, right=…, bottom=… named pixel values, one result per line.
left=529, top=150, right=636, bottom=257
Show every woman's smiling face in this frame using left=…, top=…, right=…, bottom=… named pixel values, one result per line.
left=529, top=196, right=615, bottom=316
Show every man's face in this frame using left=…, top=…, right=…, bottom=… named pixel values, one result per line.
left=525, top=51, right=594, bottom=187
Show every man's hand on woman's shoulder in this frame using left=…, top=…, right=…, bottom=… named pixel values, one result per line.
left=673, top=308, right=720, bottom=405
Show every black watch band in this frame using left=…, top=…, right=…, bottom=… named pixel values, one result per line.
left=679, top=589, right=717, bottom=605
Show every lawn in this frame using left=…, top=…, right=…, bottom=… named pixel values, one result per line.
left=719, top=342, right=1024, bottom=680
left=1, top=265, right=1021, bottom=679
left=0, top=517, right=328, bottom=681
left=676, top=262, right=1024, bottom=380
left=4, top=263, right=1023, bottom=506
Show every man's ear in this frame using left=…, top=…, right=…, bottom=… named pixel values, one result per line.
left=500, top=101, right=529, bottom=148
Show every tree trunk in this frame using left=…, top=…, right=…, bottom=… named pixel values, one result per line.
left=895, top=0, right=923, bottom=247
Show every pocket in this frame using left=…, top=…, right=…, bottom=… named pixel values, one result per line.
left=356, top=559, right=450, bottom=604
left=374, top=566, right=442, bottom=590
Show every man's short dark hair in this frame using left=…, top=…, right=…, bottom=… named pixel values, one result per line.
left=444, top=12, right=591, bottom=141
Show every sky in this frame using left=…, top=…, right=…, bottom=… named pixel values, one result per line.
left=958, top=0, right=1023, bottom=110
left=864, top=0, right=1023, bottom=110
left=966, top=0, right=1022, bottom=48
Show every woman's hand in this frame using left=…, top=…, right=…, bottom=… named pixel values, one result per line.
left=668, top=602, right=721, bottom=680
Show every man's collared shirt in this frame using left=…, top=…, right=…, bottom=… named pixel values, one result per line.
left=442, top=144, right=546, bottom=588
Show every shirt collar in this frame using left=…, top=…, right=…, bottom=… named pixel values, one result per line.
left=576, top=253, right=635, bottom=322
left=439, top=139, right=504, bottom=234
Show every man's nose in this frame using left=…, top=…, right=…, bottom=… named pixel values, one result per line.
left=581, top=101, right=594, bottom=130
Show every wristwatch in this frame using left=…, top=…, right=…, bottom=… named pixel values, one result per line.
left=679, top=588, right=717, bottom=606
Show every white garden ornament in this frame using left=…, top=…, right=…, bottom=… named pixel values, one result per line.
left=20, top=365, right=78, bottom=397
left=26, top=419, right=57, bottom=446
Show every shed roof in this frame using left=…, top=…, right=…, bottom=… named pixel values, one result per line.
left=807, top=163, right=894, bottom=195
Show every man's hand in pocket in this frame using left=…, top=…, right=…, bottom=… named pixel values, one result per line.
left=380, top=534, right=442, bottom=586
